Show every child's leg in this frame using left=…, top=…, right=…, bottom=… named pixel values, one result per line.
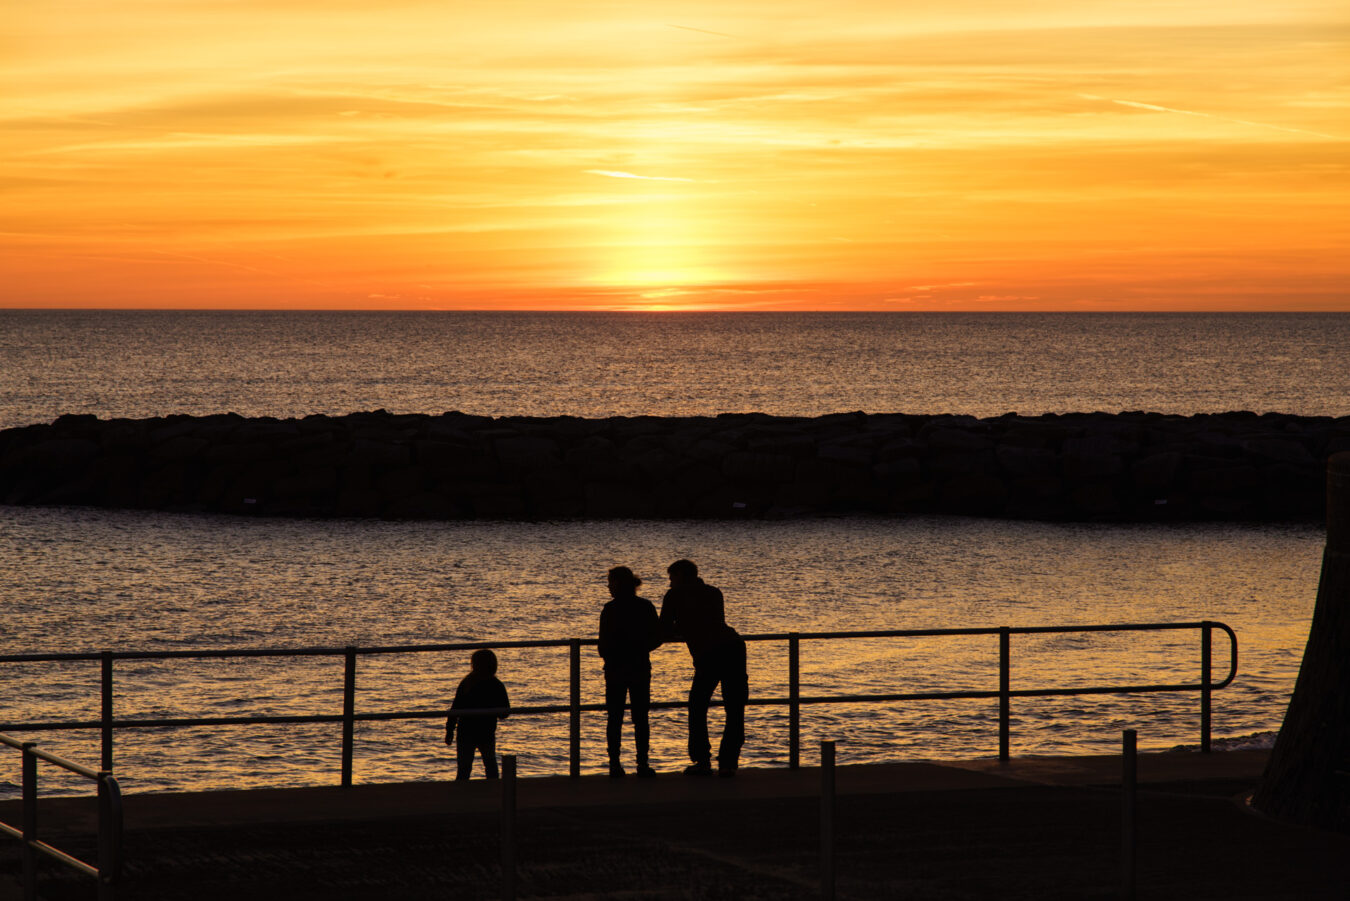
left=480, top=733, right=499, bottom=779
left=455, top=737, right=476, bottom=781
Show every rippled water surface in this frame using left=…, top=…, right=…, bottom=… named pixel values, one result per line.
left=0, top=507, right=1321, bottom=796
left=3, top=311, right=1348, bottom=429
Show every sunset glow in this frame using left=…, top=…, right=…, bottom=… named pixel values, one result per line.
left=4, top=1, right=1347, bottom=310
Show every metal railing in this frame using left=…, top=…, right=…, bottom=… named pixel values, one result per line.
left=0, top=621, right=1237, bottom=787
left=0, top=732, right=123, bottom=900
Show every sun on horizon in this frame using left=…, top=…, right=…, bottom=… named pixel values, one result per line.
left=3, top=1, right=1347, bottom=312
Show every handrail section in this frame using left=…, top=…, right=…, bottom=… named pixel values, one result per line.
left=1, top=621, right=1237, bottom=784
left=0, top=732, right=123, bottom=900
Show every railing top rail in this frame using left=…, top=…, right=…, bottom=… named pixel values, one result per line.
left=0, top=732, right=104, bottom=781
left=0, top=619, right=1233, bottom=664
left=0, top=637, right=581, bottom=663
left=748, top=621, right=1224, bottom=641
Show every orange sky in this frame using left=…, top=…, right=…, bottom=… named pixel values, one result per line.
left=3, top=1, right=1347, bottom=311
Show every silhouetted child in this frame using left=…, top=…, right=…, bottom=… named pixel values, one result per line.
left=445, top=648, right=510, bottom=780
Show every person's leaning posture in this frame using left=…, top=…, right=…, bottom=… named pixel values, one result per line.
left=598, top=565, right=662, bottom=778
left=445, top=648, right=510, bottom=780
left=659, top=559, right=748, bottom=777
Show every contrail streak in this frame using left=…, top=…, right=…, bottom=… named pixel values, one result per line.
left=1078, top=94, right=1338, bottom=140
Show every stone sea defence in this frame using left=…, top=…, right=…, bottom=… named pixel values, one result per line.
left=2, top=410, right=1347, bottom=522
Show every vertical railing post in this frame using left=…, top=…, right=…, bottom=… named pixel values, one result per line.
left=1122, top=729, right=1137, bottom=901
left=789, top=633, right=801, bottom=770
left=569, top=639, right=581, bottom=779
left=1200, top=622, right=1213, bottom=754
left=501, top=754, right=517, bottom=901
left=22, top=741, right=38, bottom=901
left=97, top=772, right=122, bottom=901
left=998, top=627, right=1011, bottom=761
left=101, top=651, right=114, bottom=773
left=820, top=740, right=836, bottom=901
left=341, top=646, right=356, bottom=787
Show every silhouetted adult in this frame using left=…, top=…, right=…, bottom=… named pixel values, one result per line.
left=445, top=648, right=510, bottom=780
left=598, top=565, right=662, bottom=778
left=659, top=559, right=748, bottom=777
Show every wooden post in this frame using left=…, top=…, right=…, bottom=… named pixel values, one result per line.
left=22, top=742, right=37, bottom=901
left=501, top=755, right=517, bottom=901
left=97, top=772, right=122, bottom=900
left=1122, top=729, right=1137, bottom=901
left=820, top=740, right=836, bottom=901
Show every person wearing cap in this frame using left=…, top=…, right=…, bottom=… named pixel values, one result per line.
left=659, top=559, right=748, bottom=777
left=598, top=565, right=662, bottom=778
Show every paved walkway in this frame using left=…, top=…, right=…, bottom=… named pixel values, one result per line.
left=3, top=750, right=1347, bottom=899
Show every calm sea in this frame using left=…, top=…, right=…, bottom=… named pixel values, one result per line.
left=2, top=311, right=1348, bottom=428
left=0, top=311, right=1341, bottom=795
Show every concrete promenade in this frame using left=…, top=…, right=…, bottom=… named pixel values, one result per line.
left=3, top=749, right=1347, bottom=899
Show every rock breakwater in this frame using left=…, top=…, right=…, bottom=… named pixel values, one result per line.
left=2, top=410, right=1346, bottom=522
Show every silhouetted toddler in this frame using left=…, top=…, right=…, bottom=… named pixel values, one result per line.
left=445, top=648, right=510, bottom=780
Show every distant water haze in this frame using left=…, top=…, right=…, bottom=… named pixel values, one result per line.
left=2, top=311, right=1348, bottom=429
left=0, top=507, right=1319, bottom=795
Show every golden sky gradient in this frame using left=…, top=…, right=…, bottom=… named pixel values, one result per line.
left=4, top=1, right=1347, bottom=310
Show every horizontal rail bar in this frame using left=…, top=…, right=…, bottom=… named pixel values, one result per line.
left=0, top=826, right=101, bottom=886
left=31, top=838, right=100, bottom=878
left=0, top=620, right=1231, bottom=664
left=1, top=676, right=1220, bottom=736
left=0, top=641, right=577, bottom=665
left=0, top=637, right=584, bottom=664
left=0, top=732, right=103, bottom=779
left=1001, top=622, right=1217, bottom=635
left=747, top=627, right=1008, bottom=641
left=1, top=821, right=102, bottom=879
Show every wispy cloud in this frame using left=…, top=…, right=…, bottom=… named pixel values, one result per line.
left=666, top=24, right=742, bottom=40
left=585, top=169, right=697, bottom=182
left=638, top=286, right=784, bottom=299
left=1078, top=94, right=1339, bottom=140
left=907, top=281, right=982, bottom=291
left=149, top=250, right=273, bottom=275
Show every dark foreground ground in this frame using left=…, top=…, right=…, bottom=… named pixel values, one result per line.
left=3, top=750, right=1347, bottom=900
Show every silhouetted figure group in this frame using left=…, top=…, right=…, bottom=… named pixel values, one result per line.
left=445, top=559, right=747, bottom=780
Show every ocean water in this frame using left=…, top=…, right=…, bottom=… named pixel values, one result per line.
left=0, top=311, right=1340, bottom=795
left=0, top=506, right=1321, bottom=796
left=2, top=311, right=1348, bottom=429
